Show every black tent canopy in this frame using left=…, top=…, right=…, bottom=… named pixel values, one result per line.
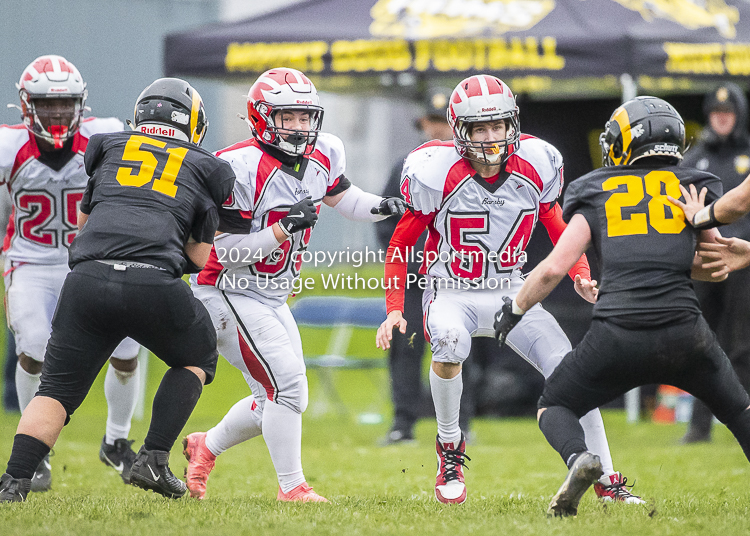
left=165, top=0, right=750, bottom=83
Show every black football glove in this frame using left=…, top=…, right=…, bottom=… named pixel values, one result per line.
left=370, top=197, right=412, bottom=217
left=279, top=197, right=318, bottom=235
left=494, top=296, right=524, bottom=348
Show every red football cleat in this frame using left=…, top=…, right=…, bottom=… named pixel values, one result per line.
left=594, top=472, right=645, bottom=504
left=434, top=434, right=470, bottom=504
left=277, top=482, right=329, bottom=503
left=182, top=432, right=216, bottom=500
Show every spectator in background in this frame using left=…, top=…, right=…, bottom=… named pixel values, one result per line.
left=376, top=87, right=453, bottom=445
left=680, top=83, right=750, bottom=443
left=3, top=335, right=18, bottom=413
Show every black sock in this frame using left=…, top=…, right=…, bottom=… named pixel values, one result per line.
left=538, top=406, right=588, bottom=468
left=144, top=368, right=203, bottom=452
left=6, top=434, right=50, bottom=480
left=726, top=407, right=750, bottom=463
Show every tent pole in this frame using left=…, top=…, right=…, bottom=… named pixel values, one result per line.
left=620, top=73, right=637, bottom=103
left=620, top=73, right=641, bottom=423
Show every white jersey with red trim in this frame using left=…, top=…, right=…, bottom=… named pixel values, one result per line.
left=195, top=132, right=346, bottom=306
left=0, top=117, right=124, bottom=265
left=401, top=135, right=563, bottom=285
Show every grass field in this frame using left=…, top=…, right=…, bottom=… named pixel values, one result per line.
left=1, top=270, right=750, bottom=535
left=2, top=350, right=750, bottom=535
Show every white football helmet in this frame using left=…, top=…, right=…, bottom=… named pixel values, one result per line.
left=447, top=75, right=519, bottom=165
left=14, top=55, right=87, bottom=149
left=246, top=67, right=324, bottom=157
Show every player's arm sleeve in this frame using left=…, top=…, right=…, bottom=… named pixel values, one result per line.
left=385, top=211, right=432, bottom=314
left=79, top=178, right=95, bottom=215
left=205, top=159, right=237, bottom=207
left=325, top=173, right=351, bottom=197
left=213, top=229, right=284, bottom=270
left=332, top=184, right=387, bottom=222
left=190, top=206, right=220, bottom=244
left=83, top=134, right=105, bottom=178
left=695, top=173, right=724, bottom=205
left=541, top=200, right=590, bottom=281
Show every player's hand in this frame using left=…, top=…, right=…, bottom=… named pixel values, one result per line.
left=574, top=274, right=599, bottom=304
left=376, top=310, right=407, bottom=350
left=493, top=296, right=524, bottom=348
left=697, top=236, right=750, bottom=277
left=279, top=197, right=318, bottom=235
left=667, top=184, right=707, bottom=226
left=370, top=197, right=412, bottom=217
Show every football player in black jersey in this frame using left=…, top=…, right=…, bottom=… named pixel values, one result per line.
left=0, top=78, right=236, bottom=502
left=494, top=96, right=750, bottom=517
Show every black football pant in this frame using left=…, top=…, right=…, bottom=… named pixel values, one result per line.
left=539, top=314, right=750, bottom=461
left=37, top=260, right=218, bottom=421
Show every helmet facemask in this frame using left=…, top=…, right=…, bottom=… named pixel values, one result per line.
left=21, top=91, right=84, bottom=149
left=454, top=113, right=519, bottom=166
left=249, top=102, right=324, bottom=157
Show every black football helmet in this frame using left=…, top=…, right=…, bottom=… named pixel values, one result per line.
left=132, top=78, right=208, bottom=146
left=600, top=96, right=685, bottom=167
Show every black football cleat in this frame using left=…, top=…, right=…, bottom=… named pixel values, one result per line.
left=129, top=446, right=187, bottom=499
left=547, top=452, right=603, bottom=517
left=0, top=473, right=31, bottom=503
left=99, top=437, right=137, bottom=484
left=30, top=454, right=51, bottom=493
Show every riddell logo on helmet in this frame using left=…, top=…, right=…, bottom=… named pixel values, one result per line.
left=138, top=125, right=176, bottom=137
left=481, top=107, right=497, bottom=112
left=296, top=100, right=313, bottom=104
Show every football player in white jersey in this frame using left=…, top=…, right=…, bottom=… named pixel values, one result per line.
left=0, top=55, right=141, bottom=490
left=183, top=67, right=407, bottom=502
left=375, top=74, right=643, bottom=505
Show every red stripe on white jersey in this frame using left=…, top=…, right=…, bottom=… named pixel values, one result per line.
left=309, top=149, right=330, bottom=173
left=3, top=206, right=16, bottom=253
left=507, top=152, right=544, bottom=192
left=411, top=139, right=453, bottom=154
left=10, top=135, right=41, bottom=181
left=442, top=158, right=474, bottom=199
left=237, top=328, right=276, bottom=402
left=254, top=150, right=279, bottom=206
left=196, top=245, right=224, bottom=286
left=215, top=138, right=257, bottom=158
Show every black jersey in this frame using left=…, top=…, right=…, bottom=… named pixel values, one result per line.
left=563, top=164, right=722, bottom=327
left=70, top=131, right=235, bottom=276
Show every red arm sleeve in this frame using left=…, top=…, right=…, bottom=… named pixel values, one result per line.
left=539, top=202, right=591, bottom=281
left=385, top=210, right=431, bottom=314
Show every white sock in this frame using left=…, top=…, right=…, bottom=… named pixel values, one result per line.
left=579, top=408, right=615, bottom=476
left=262, top=400, right=305, bottom=493
left=430, top=368, right=463, bottom=445
left=205, top=395, right=263, bottom=456
left=104, top=362, right=139, bottom=445
left=15, top=362, right=40, bottom=413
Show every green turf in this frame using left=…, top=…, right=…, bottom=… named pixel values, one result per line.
left=1, top=269, right=749, bottom=534
left=2, top=352, right=750, bottom=535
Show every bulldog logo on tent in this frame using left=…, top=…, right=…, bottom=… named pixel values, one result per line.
left=369, top=0, right=555, bottom=39
left=612, top=0, right=738, bottom=39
